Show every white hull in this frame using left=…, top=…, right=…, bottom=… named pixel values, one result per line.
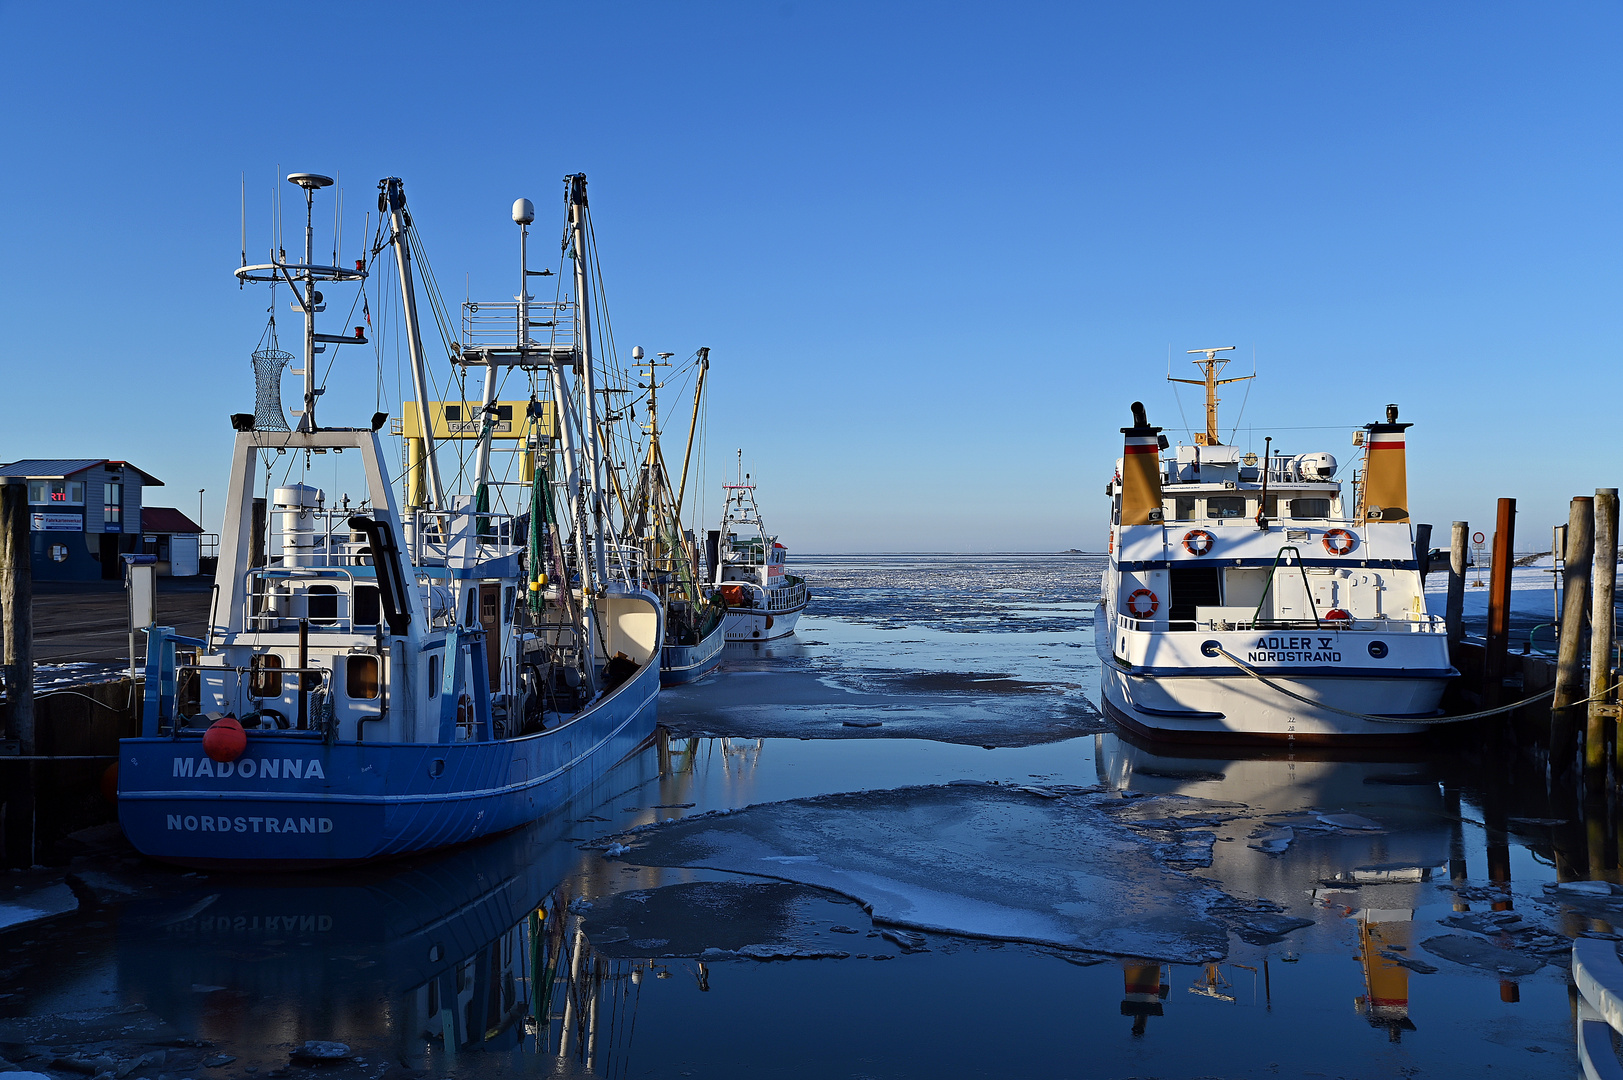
left=724, top=603, right=803, bottom=641
left=1094, top=605, right=1454, bottom=744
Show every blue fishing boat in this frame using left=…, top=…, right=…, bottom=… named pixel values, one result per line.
left=117, top=173, right=662, bottom=868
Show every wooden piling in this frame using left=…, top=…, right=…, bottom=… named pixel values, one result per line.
left=1484, top=499, right=1516, bottom=707
left=0, top=478, right=34, bottom=867
left=1591, top=489, right=1619, bottom=781
left=1446, top=521, right=1468, bottom=651
left=1555, top=496, right=1594, bottom=780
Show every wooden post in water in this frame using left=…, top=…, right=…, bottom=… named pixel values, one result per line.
left=0, top=478, right=34, bottom=867
left=1591, top=489, right=1619, bottom=782
left=1484, top=499, right=1516, bottom=708
left=1446, top=521, right=1468, bottom=651
left=1554, top=496, right=1594, bottom=780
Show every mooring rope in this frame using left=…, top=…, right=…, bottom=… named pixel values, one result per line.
left=1213, top=645, right=1570, bottom=724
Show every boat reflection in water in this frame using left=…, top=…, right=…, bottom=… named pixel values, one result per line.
left=116, top=750, right=661, bottom=1075
left=1095, top=731, right=1458, bottom=1040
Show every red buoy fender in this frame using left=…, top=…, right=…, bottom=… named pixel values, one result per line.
left=1126, top=588, right=1159, bottom=618
left=203, top=716, right=247, bottom=763
left=1323, top=529, right=1357, bottom=556
left=1182, top=529, right=1215, bottom=556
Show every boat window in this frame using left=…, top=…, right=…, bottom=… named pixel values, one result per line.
left=308, top=584, right=339, bottom=624
left=503, top=586, right=515, bottom=623
left=250, top=654, right=283, bottom=697
left=1174, top=497, right=1196, bottom=521
left=1291, top=498, right=1331, bottom=518
left=1207, top=496, right=1245, bottom=519
left=353, top=585, right=381, bottom=627
left=347, top=654, right=381, bottom=700
left=465, top=588, right=479, bottom=627
left=428, top=655, right=440, bottom=697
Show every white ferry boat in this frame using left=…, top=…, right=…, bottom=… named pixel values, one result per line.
left=707, top=454, right=809, bottom=641
left=1095, top=348, right=1456, bottom=745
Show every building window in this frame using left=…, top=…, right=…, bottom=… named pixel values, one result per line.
left=48, top=544, right=68, bottom=562
left=29, top=480, right=84, bottom=505
left=104, top=483, right=123, bottom=525
left=346, top=654, right=381, bottom=700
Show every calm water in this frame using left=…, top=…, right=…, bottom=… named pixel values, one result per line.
left=2, top=555, right=1609, bottom=1079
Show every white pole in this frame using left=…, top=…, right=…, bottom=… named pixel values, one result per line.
left=383, top=178, right=446, bottom=510
left=568, top=175, right=608, bottom=588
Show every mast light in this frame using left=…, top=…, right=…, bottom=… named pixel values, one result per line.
left=287, top=173, right=334, bottom=189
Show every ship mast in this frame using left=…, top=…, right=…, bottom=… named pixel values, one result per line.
left=1169, top=346, right=1252, bottom=446
left=567, top=174, right=609, bottom=588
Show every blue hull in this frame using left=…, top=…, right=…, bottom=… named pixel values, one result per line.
left=117, top=658, right=660, bottom=869
left=659, top=620, right=726, bottom=686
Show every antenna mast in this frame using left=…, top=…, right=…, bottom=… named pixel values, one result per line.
left=1169, top=346, right=1252, bottom=446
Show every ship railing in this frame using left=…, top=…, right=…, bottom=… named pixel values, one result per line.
left=1115, top=612, right=1446, bottom=634
left=461, top=299, right=576, bottom=354
left=176, top=660, right=333, bottom=734
left=244, top=566, right=381, bottom=635
left=405, top=509, right=526, bottom=565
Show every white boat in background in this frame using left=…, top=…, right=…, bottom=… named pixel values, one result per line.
left=707, top=453, right=808, bottom=641
left=1095, top=347, right=1456, bottom=745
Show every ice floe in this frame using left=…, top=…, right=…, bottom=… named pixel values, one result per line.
left=597, top=784, right=1257, bottom=963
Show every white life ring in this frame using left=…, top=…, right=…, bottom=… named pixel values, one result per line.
left=1126, top=588, right=1159, bottom=618
left=1182, top=529, right=1215, bottom=556
left=1323, top=529, right=1356, bottom=556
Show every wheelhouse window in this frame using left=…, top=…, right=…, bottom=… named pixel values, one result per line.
left=1291, top=498, right=1331, bottom=518
left=250, top=654, right=283, bottom=697
left=1174, top=497, right=1196, bottom=521
left=353, top=585, right=381, bottom=627
left=1207, top=496, right=1245, bottom=519
left=346, top=654, right=381, bottom=700
left=308, top=584, right=339, bottom=624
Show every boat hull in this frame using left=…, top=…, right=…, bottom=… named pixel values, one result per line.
left=660, top=620, right=726, bottom=685
left=116, top=657, right=660, bottom=869
left=1095, top=605, right=1454, bottom=745
left=724, top=602, right=803, bottom=641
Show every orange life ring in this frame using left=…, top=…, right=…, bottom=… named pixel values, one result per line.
left=1126, top=588, right=1159, bottom=618
left=1323, top=529, right=1356, bottom=556
left=1182, top=529, right=1215, bottom=556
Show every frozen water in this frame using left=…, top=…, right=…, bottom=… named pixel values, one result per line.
left=607, top=784, right=1234, bottom=963
left=0, top=883, right=77, bottom=931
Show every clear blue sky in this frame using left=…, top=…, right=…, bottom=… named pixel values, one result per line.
left=1, top=3, right=1617, bottom=552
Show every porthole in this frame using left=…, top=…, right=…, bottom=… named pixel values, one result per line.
left=1367, top=640, right=1389, bottom=659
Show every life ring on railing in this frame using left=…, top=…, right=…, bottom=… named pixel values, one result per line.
left=1182, top=529, right=1215, bottom=556
left=1323, top=529, right=1357, bottom=556
left=1324, top=607, right=1353, bottom=626
left=1126, top=588, right=1159, bottom=618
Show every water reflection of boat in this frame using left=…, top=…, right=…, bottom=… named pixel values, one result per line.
left=1096, top=732, right=1456, bottom=1037
left=116, top=749, right=658, bottom=1072
left=1097, top=350, right=1455, bottom=744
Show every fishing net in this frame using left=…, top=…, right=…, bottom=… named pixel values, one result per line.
left=251, top=319, right=293, bottom=431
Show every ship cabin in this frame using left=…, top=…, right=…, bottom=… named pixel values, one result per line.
left=1107, top=438, right=1431, bottom=636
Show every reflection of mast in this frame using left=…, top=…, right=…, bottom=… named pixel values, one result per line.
left=1169, top=346, right=1253, bottom=446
